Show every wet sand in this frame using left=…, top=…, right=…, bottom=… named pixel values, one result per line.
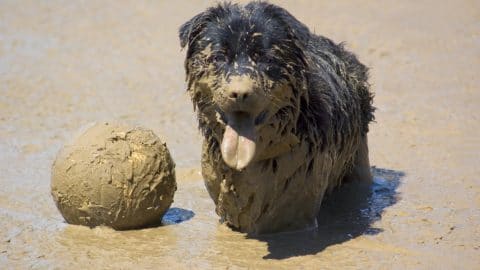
left=1, top=0, right=479, bottom=269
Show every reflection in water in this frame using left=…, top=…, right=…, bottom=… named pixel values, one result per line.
left=251, top=167, right=404, bottom=260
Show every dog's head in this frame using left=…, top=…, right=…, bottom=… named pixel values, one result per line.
left=179, top=2, right=310, bottom=170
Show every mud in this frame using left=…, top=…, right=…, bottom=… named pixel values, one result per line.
left=0, top=0, right=479, bottom=269
left=51, top=122, right=176, bottom=230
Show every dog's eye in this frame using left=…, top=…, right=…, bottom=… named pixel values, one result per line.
left=251, top=53, right=260, bottom=62
left=212, top=54, right=226, bottom=63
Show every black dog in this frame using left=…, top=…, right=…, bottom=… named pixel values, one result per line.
left=179, top=1, right=374, bottom=234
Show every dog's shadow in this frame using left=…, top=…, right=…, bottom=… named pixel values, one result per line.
left=250, top=167, right=404, bottom=260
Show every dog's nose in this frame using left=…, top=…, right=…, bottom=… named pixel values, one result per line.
left=228, top=89, right=250, bottom=101
left=226, top=75, right=255, bottom=102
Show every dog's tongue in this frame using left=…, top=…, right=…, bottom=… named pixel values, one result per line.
left=221, top=112, right=256, bottom=170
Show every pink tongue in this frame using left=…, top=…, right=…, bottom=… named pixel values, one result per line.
left=220, top=113, right=256, bottom=170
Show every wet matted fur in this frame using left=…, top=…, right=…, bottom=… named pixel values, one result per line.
left=179, top=1, right=375, bottom=234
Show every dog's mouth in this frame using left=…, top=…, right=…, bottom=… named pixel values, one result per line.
left=220, top=111, right=259, bottom=171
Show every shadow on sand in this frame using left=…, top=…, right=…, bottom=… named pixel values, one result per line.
left=161, top=207, right=195, bottom=226
left=118, top=207, right=194, bottom=229
left=251, top=167, right=404, bottom=260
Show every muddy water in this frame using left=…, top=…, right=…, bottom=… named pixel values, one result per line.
left=1, top=0, right=479, bottom=269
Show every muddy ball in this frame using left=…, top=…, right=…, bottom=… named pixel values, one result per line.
left=51, top=122, right=176, bottom=230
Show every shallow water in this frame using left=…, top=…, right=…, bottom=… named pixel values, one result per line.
left=1, top=0, right=479, bottom=269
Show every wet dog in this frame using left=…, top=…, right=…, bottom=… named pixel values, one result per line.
left=179, top=1, right=374, bottom=234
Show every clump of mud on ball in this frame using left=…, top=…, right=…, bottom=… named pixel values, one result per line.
left=51, top=122, right=177, bottom=230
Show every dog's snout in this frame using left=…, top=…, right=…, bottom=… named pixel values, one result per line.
left=225, top=75, right=256, bottom=103
left=216, top=75, right=267, bottom=116
left=228, top=88, right=251, bottom=101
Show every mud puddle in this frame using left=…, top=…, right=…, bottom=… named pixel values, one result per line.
left=1, top=0, right=479, bottom=269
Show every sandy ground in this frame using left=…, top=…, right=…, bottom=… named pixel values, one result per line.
left=1, top=0, right=479, bottom=269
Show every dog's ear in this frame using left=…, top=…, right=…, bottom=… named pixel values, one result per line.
left=179, top=4, right=232, bottom=49
left=276, top=9, right=310, bottom=45
left=179, top=12, right=207, bottom=49
left=252, top=2, right=310, bottom=45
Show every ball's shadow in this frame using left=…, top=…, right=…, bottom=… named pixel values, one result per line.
left=249, top=167, right=404, bottom=260
left=161, top=207, right=195, bottom=225
left=140, top=207, right=195, bottom=228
